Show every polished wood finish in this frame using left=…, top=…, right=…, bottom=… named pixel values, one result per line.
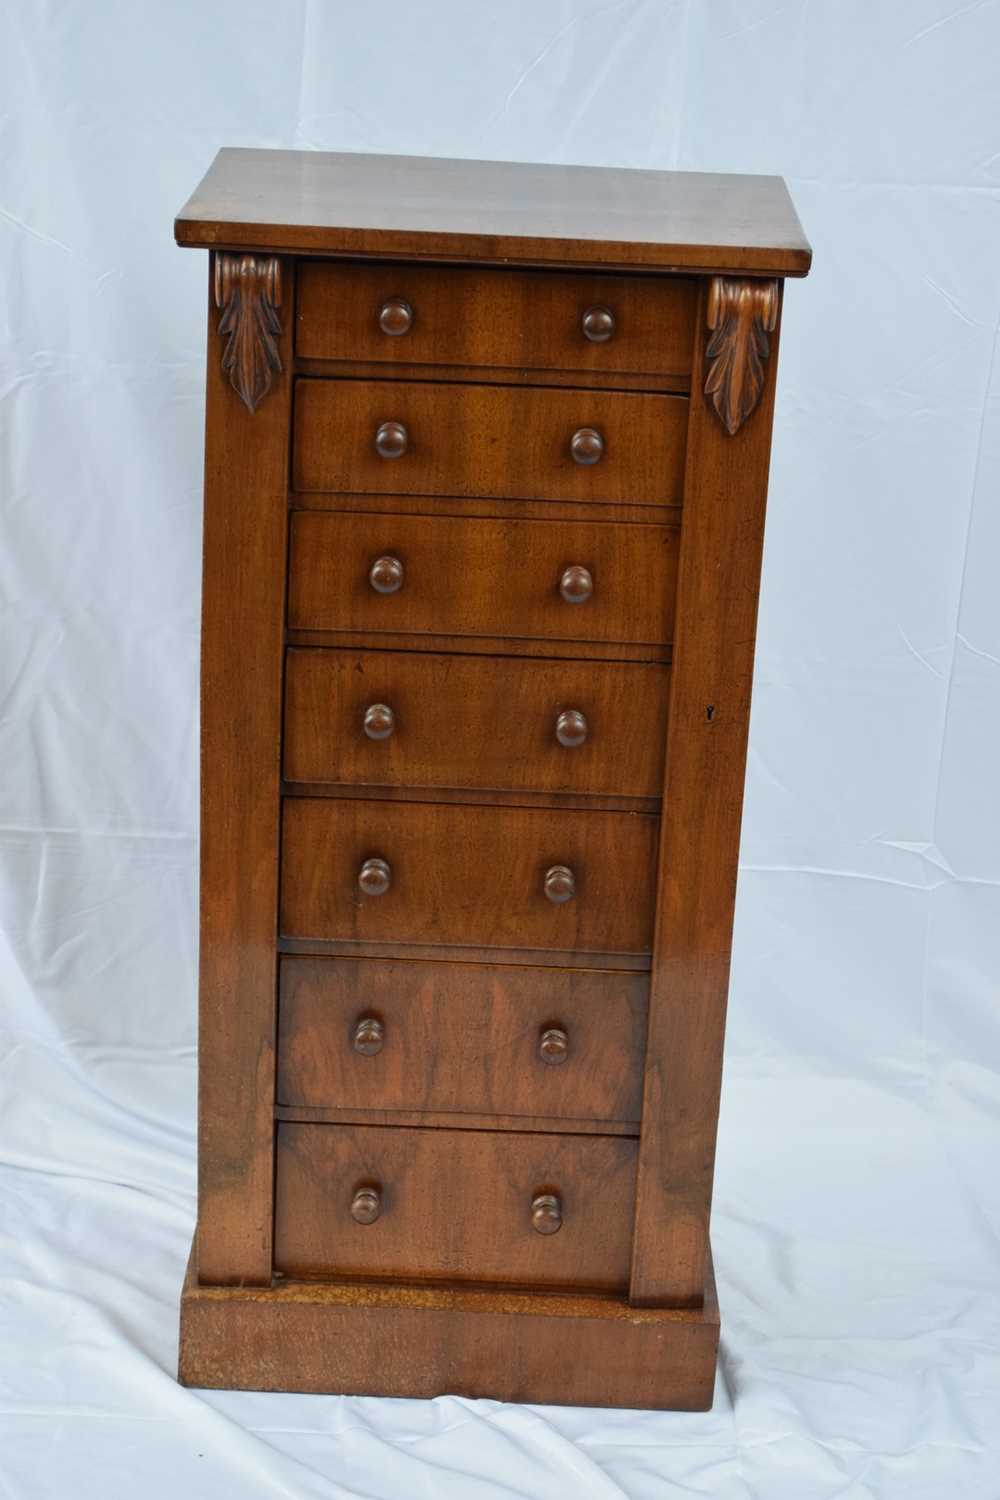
left=630, top=280, right=784, bottom=1308
left=274, top=1122, right=637, bottom=1291
left=293, top=378, right=687, bottom=506
left=283, top=647, right=669, bottom=800
left=196, top=255, right=294, bottom=1287
left=277, top=957, right=647, bottom=1124
left=288, top=511, right=679, bottom=649
left=178, top=147, right=808, bottom=1408
left=280, top=798, right=657, bottom=959
left=296, top=261, right=698, bottom=378
left=178, top=1247, right=721, bottom=1409
left=176, top=148, right=811, bottom=277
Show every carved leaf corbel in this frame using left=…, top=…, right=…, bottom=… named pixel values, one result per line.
left=214, top=253, right=282, bottom=413
left=704, top=277, right=779, bottom=436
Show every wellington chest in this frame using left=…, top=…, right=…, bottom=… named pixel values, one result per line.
left=174, top=148, right=811, bottom=1410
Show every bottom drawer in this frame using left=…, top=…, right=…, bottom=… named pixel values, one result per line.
left=274, top=1122, right=637, bottom=1292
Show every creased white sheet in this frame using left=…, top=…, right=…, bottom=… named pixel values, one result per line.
left=1, top=1, right=999, bottom=1495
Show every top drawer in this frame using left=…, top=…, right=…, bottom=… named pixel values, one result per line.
left=296, top=261, right=698, bottom=380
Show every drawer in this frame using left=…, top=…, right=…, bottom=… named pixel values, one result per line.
left=284, top=647, right=669, bottom=800
left=280, top=798, right=658, bottom=961
left=296, top=261, right=698, bottom=380
left=277, top=957, right=648, bottom=1124
left=274, top=1122, right=637, bottom=1291
left=287, top=511, right=679, bottom=649
left=292, top=378, right=687, bottom=506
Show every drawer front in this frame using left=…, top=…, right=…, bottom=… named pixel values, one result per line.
left=293, top=378, right=687, bottom=506
left=296, top=261, right=698, bottom=379
left=280, top=798, right=657, bottom=959
left=277, top=957, right=648, bottom=1124
left=274, top=1122, right=637, bottom=1291
left=284, top=647, right=669, bottom=799
left=288, top=511, right=679, bottom=649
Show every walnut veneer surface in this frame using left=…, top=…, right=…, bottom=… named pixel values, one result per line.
left=175, top=147, right=810, bottom=1409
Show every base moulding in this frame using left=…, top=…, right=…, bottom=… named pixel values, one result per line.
left=178, top=1237, right=720, bottom=1410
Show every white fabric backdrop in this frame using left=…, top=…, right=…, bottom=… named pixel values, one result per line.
left=2, top=2, right=999, bottom=1495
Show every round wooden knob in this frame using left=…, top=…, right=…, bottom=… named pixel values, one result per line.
left=544, top=865, right=575, bottom=904
left=379, top=298, right=413, bottom=336
left=351, top=1185, right=382, bottom=1225
left=570, top=427, right=604, bottom=465
left=555, top=709, right=588, bottom=748
left=559, top=565, right=593, bottom=604
left=539, top=1027, right=569, bottom=1066
left=581, top=305, right=616, bottom=343
left=369, top=555, right=404, bottom=594
left=531, top=1192, right=562, bottom=1235
left=358, top=857, right=392, bottom=896
left=353, top=1016, right=384, bottom=1055
left=363, top=703, right=395, bottom=741
left=375, top=420, right=408, bottom=459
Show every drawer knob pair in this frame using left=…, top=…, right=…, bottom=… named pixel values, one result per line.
left=378, top=299, right=612, bottom=345
left=359, top=857, right=572, bottom=905
left=352, top=1017, right=568, bottom=1065
left=378, top=298, right=413, bottom=336
left=581, top=305, right=615, bottom=343
left=358, top=857, right=392, bottom=896
left=362, top=703, right=584, bottom=747
left=350, top=1183, right=561, bottom=1234
left=369, top=555, right=593, bottom=606
left=375, top=421, right=601, bottom=466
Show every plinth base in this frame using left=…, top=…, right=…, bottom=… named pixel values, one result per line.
left=178, top=1239, right=719, bottom=1410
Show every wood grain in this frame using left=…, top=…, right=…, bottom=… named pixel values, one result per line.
left=287, top=510, right=679, bottom=649
left=283, top=646, right=669, bottom=799
left=178, top=1243, right=721, bottom=1409
left=296, top=260, right=698, bottom=378
left=280, top=798, right=658, bottom=959
left=630, top=280, right=784, bottom=1308
left=277, top=956, right=648, bottom=1123
left=274, top=1122, right=637, bottom=1291
left=196, top=255, right=294, bottom=1286
left=292, top=378, right=687, bottom=506
left=175, top=147, right=812, bottom=277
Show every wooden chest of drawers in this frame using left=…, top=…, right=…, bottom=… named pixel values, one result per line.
left=174, top=148, right=810, bottom=1410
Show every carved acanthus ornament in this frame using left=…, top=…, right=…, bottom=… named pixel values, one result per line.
left=214, top=254, right=282, bottom=413
left=704, top=277, right=779, bottom=436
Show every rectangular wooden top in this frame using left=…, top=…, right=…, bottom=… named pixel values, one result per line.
left=175, top=148, right=811, bottom=277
